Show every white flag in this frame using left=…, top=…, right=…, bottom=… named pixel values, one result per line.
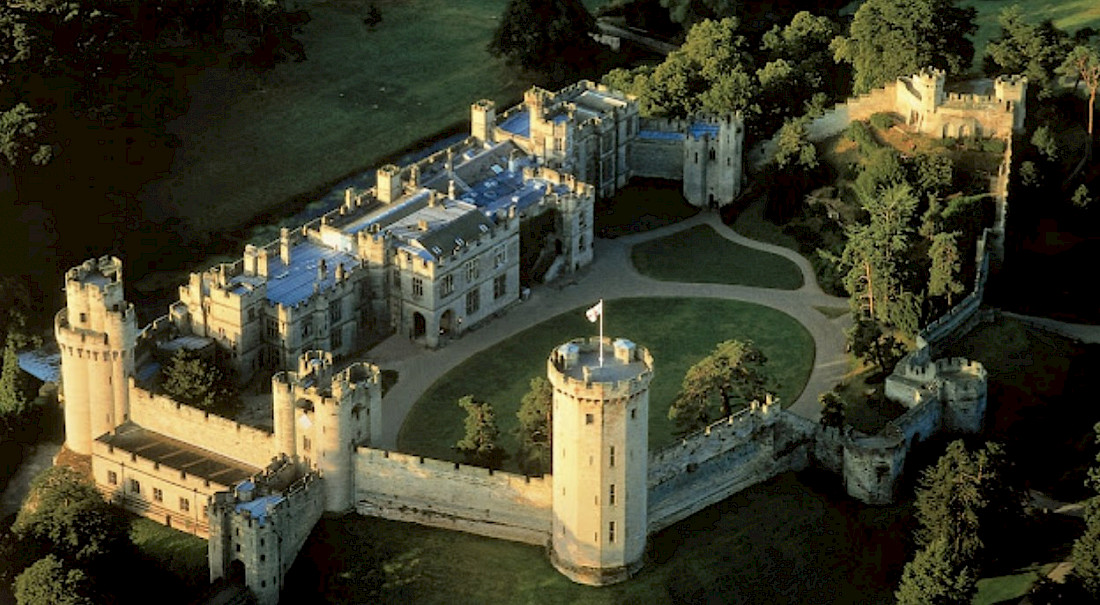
left=585, top=301, right=603, bottom=323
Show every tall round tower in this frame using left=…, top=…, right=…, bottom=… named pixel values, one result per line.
left=547, top=337, right=653, bottom=585
left=55, top=257, right=136, bottom=456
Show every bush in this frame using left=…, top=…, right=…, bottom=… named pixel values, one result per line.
left=981, top=138, right=1006, bottom=154
left=844, top=120, right=879, bottom=154
left=869, top=112, right=897, bottom=130
left=933, top=137, right=956, bottom=149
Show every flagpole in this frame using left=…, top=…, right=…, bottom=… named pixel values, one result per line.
left=599, top=298, right=604, bottom=367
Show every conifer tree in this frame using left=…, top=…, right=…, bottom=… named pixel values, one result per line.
left=456, top=396, right=503, bottom=469
left=894, top=537, right=977, bottom=605
left=516, top=377, right=552, bottom=475
left=0, top=343, right=28, bottom=417
left=928, top=231, right=964, bottom=306
left=818, top=391, right=845, bottom=428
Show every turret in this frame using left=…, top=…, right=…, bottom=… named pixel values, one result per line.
left=377, top=164, right=402, bottom=204
left=993, top=74, right=1028, bottom=132
left=547, top=337, right=653, bottom=585
left=471, top=99, right=496, bottom=145
left=55, top=257, right=137, bottom=455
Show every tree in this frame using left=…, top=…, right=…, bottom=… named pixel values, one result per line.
left=13, top=467, right=131, bottom=566
left=894, top=537, right=977, bottom=605
left=516, top=377, right=552, bottom=475
left=913, top=441, right=1023, bottom=568
left=984, top=6, right=1072, bottom=97
left=161, top=350, right=238, bottom=413
left=1031, top=125, right=1059, bottom=162
left=13, top=555, right=95, bottom=605
left=773, top=115, right=818, bottom=170
left=909, top=152, right=954, bottom=200
left=0, top=343, right=28, bottom=417
left=488, top=0, right=598, bottom=74
left=1073, top=184, right=1093, bottom=209
left=1059, top=45, right=1100, bottom=158
left=1072, top=423, right=1100, bottom=597
left=455, top=395, right=503, bottom=468
left=846, top=316, right=905, bottom=374
left=669, top=340, right=770, bottom=434
left=0, top=103, right=51, bottom=168
left=818, top=391, right=845, bottom=428
left=928, top=231, right=964, bottom=306
left=832, top=0, right=977, bottom=93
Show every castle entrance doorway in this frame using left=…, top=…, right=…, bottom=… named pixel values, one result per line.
left=440, top=309, right=455, bottom=338
left=413, top=313, right=426, bottom=340
left=227, top=560, right=246, bottom=584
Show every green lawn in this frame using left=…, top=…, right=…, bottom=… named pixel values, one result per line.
left=130, top=516, right=210, bottom=595
left=631, top=224, right=804, bottom=289
left=161, top=0, right=534, bottom=235
left=595, top=177, right=701, bottom=238
left=397, top=298, right=815, bottom=469
left=284, top=472, right=909, bottom=604
left=973, top=570, right=1044, bottom=605
left=962, top=0, right=1100, bottom=68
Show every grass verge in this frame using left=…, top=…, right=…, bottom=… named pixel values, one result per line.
left=595, top=177, right=700, bottom=237
left=397, top=298, right=814, bottom=469
left=283, top=471, right=910, bottom=604
left=631, top=224, right=804, bottom=289
left=130, top=516, right=209, bottom=595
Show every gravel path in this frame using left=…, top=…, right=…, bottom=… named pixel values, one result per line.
left=368, top=211, right=852, bottom=449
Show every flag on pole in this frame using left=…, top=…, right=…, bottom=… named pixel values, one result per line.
left=585, top=300, right=603, bottom=323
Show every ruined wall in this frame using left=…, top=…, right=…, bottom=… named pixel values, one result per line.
left=646, top=401, right=814, bottom=532
left=353, top=448, right=553, bottom=545
left=128, top=383, right=276, bottom=468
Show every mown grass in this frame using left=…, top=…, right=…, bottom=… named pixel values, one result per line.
left=397, top=298, right=814, bottom=469
left=161, top=0, right=533, bottom=234
left=631, top=224, right=804, bottom=289
left=284, top=472, right=910, bottom=604
left=594, top=178, right=701, bottom=237
left=130, top=516, right=209, bottom=594
left=962, top=0, right=1100, bottom=68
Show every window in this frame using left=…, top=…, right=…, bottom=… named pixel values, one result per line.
left=248, top=307, right=256, bottom=322
left=609, top=484, right=616, bottom=505
left=202, top=505, right=209, bottom=518
left=180, top=497, right=190, bottom=512
left=709, top=148, right=716, bottom=161
left=609, top=446, right=615, bottom=468
left=153, top=488, right=163, bottom=503
left=329, top=299, right=342, bottom=323
left=466, top=289, right=480, bottom=315
left=631, top=408, right=636, bottom=419
left=493, top=274, right=506, bottom=300
left=392, top=268, right=401, bottom=290
left=129, top=479, right=140, bottom=494
left=440, top=274, right=454, bottom=297
left=578, top=212, right=587, bottom=228
left=332, top=328, right=342, bottom=350
left=79, top=312, right=87, bottom=323
left=107, top=471, right=117, bottom=485
left=585, top=413, right=594, bottom=425
left=412, top=277, right=424, bottom=299
left=465, top=260, right=479, bottom=282
left=300, top=321, right=311, bottom=338
left=303, top=437, right=311, bottom=452
left=609, top=521, right=615, bottom=543
left=266, top=319, right=278, bottom=339
left=579, top=236, right=586, bottom=251
left=494, top=246, right=506, bottom=269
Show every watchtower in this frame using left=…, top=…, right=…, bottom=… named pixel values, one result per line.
left=546, top=337, right=653, bottom=585
left=471, top=99, right=496, bottom=145
left=55, top=256, right=137, bottom=455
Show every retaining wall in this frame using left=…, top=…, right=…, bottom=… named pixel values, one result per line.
left=353, top=448, right=552, bottom=545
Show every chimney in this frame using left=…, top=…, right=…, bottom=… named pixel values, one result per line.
left=318, top=259, right=327, bottom=282
left=448, top=179, right=456, bottom=199
left=244, top=244, right=258, bottom=275
left=335, top=263, right=345, bottom=282
left=344, top=187, right=354, bottom=210
left=280, top=228, right=292, bottom=265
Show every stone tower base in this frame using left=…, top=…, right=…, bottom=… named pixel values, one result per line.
left=549, top=547, right=644, bottom=586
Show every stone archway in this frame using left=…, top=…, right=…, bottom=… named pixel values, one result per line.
left=228, top=560, right=246, bottom=584
left=440, top=309, right=455, bottom=338
left=413, top=312, right=426, bottom=340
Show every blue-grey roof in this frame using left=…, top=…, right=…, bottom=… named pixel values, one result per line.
left=462, top=158, right=570, bottom=216
left=235, top=494, right=284, bottom=525
left=253, top=240, right=359, bottom=307
left=690, top=122, right=720, bottom=138
left=17, top=349, right=60, bottom=383
left=500, top=110, right=530, bottom=138
left=135, top=361, right=161, bottom=383
left=638, top=130, right=684, bottom=141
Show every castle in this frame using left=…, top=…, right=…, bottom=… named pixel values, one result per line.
left=47, top=73, right=1006, bottom=603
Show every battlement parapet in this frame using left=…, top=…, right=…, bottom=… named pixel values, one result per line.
left=356, top=447, right=550, bottom=486
left=648, top=396, right=780, bottom=470
left=547, top=337, right=653, bottom=400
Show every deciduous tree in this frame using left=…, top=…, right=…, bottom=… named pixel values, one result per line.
left=488, top=0, right=598, bottom=74
left=456, top=395, right=504, bottom=469
left=13, top=555, right=95, bottom=605
left=1031, top=125, right=1059, bottom=161
left=0, top=103, right=50, bottom=168
left=161, top=350, right=238, bottom=413
left=832, top=0, right=977, bottom=93
left=818, top=391, right=845, bottom=428
left=669, top=339, right=770, bottom=434
left=984, top=6, right=1072, bottom=97
left=516, top=377, right=552, bottom=475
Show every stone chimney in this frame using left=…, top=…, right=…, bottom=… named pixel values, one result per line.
left=280, top=228, right=292, bottom=265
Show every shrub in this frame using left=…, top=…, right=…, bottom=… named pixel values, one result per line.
left=869, top=112, right=897, bottom=130
left=981, top=138, right=1006, bottom=154
left=844, top=120, right=878, bottom=154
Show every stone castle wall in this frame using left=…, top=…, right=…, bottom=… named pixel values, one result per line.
left=631, top=118, right=689, bottom=180
left=646, top=400, right=814, bottom=532
left=353, top=448, right=553, bottom=545
left=128, top=382, right=276, bottom=468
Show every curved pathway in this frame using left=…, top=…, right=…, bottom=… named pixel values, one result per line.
left=367, top=211, right=851, bottom=449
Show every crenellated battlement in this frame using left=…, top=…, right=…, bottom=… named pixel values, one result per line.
left=547, top=337, right=654, bottom=400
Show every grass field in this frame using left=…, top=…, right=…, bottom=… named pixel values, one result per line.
left=396, top=298, right=814, bottom=469
left=631, top=224, right=804, bottom=289
left=962, top=0, right=1100, bottom=69
left=130, top=516, right=210, bottom=596
left=284, top=472, right=910, bottom=604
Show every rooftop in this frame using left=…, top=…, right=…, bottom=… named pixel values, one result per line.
left=234, top=494, right=285, bottom=526
left=231, top=239, right=360, bottom=307
left=500, top=110, right=530, bottom=138
left=557, top=342, right=648, bottom=383
left=98, top=422, right=261, bottom=487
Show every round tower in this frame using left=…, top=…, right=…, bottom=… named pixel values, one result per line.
left=55, top=257, right=136, bottom=456
left=547, top=337, right=653, bottom=585
left=272, top=369, right=297, bottom=458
